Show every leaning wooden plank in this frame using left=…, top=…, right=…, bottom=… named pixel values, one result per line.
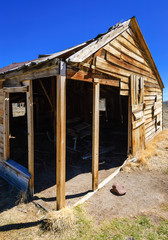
left=26, top=80, right=34, bottom=196
left=56, top=61, right=66, bottom=210
left=0, top=159, right=31, bottom=191
left=132, top=118, right=145, bottom=129
left=133, top=111, right=144, bottom=120
left=92, top=79, right=100, bottom=191
left=39, top=79, right=54, bottom=110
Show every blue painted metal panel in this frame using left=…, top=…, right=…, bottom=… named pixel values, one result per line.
left=0, top=159, right=31, bottom=191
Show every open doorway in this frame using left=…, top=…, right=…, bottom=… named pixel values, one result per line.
left=66, top=80, right=128, bottom=170
left=10, top=92, right=28, bottom=168
left=32, top=77, right=56, bottom=193
left=99, top=85, right=128, bottom=169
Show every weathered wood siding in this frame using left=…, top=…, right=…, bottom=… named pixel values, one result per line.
left=87, top=27, right=163, bottom=144
left=0, top=86, right=3, bottom=160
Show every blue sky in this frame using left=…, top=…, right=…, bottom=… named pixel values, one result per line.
left=0, top=0, right=167, bottom=100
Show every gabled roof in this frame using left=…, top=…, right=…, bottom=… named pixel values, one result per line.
left=0, top=17, right=164, bottom=88
left=66, top=19, right=131, bottom=63
left=130, top=17, right=164, bottom=88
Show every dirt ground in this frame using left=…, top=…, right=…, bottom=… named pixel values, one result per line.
left=0, top=103, right=168, bottom=239
left=87, top=168, right=168, bottom=223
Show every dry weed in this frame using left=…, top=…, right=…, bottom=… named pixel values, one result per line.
left=41, top=207, right=76, bottom=233
left=124, top=129, right=168, bottom=171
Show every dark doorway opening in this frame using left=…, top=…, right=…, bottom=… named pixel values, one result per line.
left=10, top=92, right=28, bottom=168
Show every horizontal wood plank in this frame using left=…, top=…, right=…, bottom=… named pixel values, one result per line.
left=106, top=53, right=155, bottom=79
left=96, top=56, right=130, bottom=77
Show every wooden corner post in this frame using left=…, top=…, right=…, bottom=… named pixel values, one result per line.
left=3, top=92, right=10, bottom=160
left=26, top=80, right=34, bottom=196
left=56, top=61, right=66, bottom=210
left=92, top=78, right=100, bottom=191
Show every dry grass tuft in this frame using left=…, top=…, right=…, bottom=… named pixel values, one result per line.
left=41, top=207, right=76, bottom=233
left=124, top=130, right=168, bottom=171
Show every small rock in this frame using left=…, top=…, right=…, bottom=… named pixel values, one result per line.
left=127, top=237, right=136, bottom=240
left=112, top=183, right=126, bottom=195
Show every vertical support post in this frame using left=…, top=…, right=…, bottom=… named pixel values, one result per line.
left=92, top=78, right=100, bottom=191
left=3, top=92, right=10, bottom=160
left=56, top=61, right=66, bottom=210
left=127, top=95, right=131, bottom=155
left=26, top=80, right=34, bottom=196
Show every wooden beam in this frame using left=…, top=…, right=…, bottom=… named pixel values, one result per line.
left=56, top=61, right=66, bottom=210
left=3, top=86, right=28, bottom=93
left=1, top=66, right=59, bottom=82
left=26, top=80, right=34, bottom=196
left=92, top=79, right=100, bottom=191
left=3, top=92, right=10, bottom=160
left=38, top=79, right=54, bottom=110
left=67, top=66, right=120, bottom=87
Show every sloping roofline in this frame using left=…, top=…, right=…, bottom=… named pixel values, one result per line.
left=130, top=17, right=164, bottom=89
left=66, top=17, right=164, bottom=89
left=0, top=17, right=164, bottom=89
left=66, top=19, right=131, bottom=63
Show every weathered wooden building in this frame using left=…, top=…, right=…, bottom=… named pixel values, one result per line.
left=0, top=17, right=164, bottom=209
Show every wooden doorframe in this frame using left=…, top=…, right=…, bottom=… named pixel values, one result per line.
left=3, top=91, right=10, bottom=160
left=3, top=84, right=34, bottom=195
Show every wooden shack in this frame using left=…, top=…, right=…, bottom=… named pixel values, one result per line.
left=0, top=17, right=164, bottom=209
